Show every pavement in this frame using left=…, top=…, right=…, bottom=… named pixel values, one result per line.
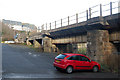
left=1, top=44, right=119, bottom=80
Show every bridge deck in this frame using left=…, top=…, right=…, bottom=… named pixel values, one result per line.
left=49, top=13, right=120, bottom=39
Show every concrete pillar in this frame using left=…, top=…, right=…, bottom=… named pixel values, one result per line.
left=66, top=44, right=78, bottom=53
left=67, top=44, right=73, bottom=53
left=87, top=30, right=112, bottom=63
left=55, top=44, right=67, bottom=53
left=72, top=44, right=78, bottom=53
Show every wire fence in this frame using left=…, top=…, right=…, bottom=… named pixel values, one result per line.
left=41, top=0, right=120, bottom=31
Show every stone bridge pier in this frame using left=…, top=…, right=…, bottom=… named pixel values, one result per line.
left=43, top=36, right=57, bottom=53
left=87, top=30, right=119, bottom=63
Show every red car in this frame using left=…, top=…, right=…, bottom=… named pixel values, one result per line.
left=53, top=53, right=101, bottom=73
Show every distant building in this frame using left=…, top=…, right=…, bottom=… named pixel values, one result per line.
left=22, top=23, right=37, bottom=32
left=2, top=19, right=37, bottom=32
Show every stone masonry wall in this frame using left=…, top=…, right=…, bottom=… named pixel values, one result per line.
left=87, top=30, right=116, bottom=64
left=26, top=40, right=32, bottom=46
left=43, top=37, right=52, bottom=53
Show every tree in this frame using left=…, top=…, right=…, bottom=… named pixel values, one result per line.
left=0, top=21, right=14, bottom=41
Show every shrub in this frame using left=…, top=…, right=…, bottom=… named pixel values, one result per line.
left=78, top=48, right=87, bottom=55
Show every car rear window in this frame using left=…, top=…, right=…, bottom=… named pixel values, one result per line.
left=56, top=54, right=67, bottom=59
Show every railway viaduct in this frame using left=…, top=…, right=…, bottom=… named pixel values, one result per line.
left=26, top=1, right=120, bottom=63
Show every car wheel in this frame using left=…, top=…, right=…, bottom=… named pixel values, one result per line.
left=93, top=66, right=99, bottom=72
left=66, top=66, right=73, bottom=74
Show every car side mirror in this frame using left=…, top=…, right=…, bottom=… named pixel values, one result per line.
left=89, top=60, right=91, bottom=62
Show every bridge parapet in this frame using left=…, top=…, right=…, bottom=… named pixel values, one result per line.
left=40, top=1, right=119, bottom=32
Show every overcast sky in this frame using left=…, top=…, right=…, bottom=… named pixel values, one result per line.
left=0, top=0, right=118, bottom=27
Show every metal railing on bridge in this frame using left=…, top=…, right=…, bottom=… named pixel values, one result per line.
left=41, top=0, right=120, bottom=31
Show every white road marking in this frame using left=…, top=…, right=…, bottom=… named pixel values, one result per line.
left=3, top=72, right=56, bottom=78
left=28, top=52, right=32, bottom=55
left=33, top=55, right=37, bottom=57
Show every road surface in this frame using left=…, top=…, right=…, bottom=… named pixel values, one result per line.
left=2, top=44, right=119, bottom=80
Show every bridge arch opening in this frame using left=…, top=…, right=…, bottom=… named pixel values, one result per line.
left=55, top=43, right=87, bottom=54
left=34, top=39, right=44, bottom=52
left=29, top=40, right=34, bottom=45
left=110, top=41, right=120, bottom=54
left=35, top=39, right=43, bottom=45
left=55, top=44, right=68, bottom=53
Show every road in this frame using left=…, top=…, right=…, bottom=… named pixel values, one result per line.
left=2, top=44, right=119, bottom=80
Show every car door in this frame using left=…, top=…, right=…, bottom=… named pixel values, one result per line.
left=66, top=55, right=78, bottom=69
left=66, top=55, right=81, bottom=70
left=74, top=55, right=83, bottom=70
left=74, top=55, right=91, bottom=70
left=79, top=56, right=91, bottom=70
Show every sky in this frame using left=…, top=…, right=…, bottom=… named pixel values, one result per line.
left=0, top=0, right=119, bottom=28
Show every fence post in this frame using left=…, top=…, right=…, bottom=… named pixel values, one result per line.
left=46, top=23, right=47, bottom=30
left=68, top=16, right=69, bottom=25
left=100, top=4, right=102, bottom=17
left=110, top=2, right=112, bottom=15
left=89, top=8, right=91, bottom=19
left=86, top=10, right=88, bottom=20
left=61, top=19, right=62, bottom=27
left=55, top=21, right=56, bottom=29
left=76, top=13, right=78, bottom=23
left=50, top=23, right=51, bottom=30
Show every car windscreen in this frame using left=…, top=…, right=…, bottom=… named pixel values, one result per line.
left=56, top=54, right=67, bottom=59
